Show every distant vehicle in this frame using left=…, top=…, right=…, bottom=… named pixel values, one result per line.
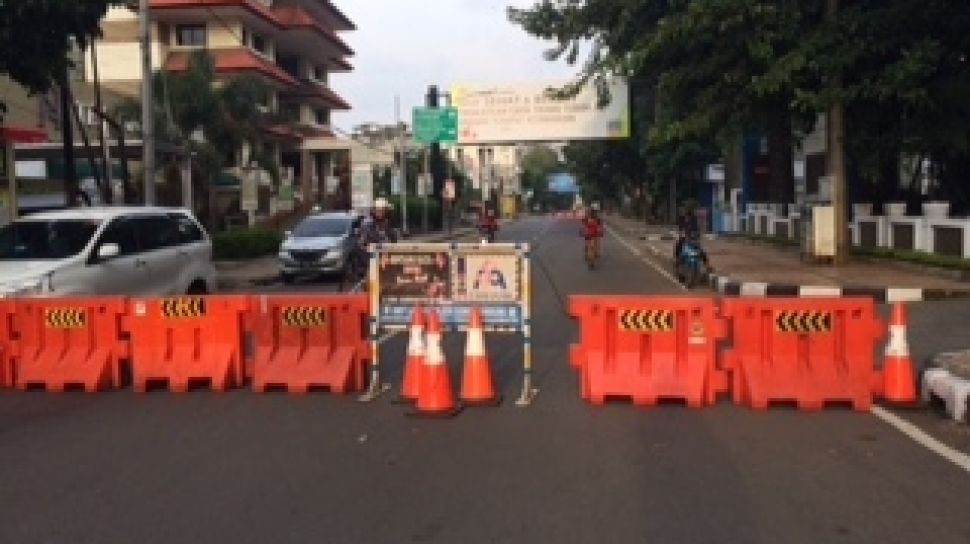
left=278, top=211, right=364, bottom=283
left=0, top=207, right=216, bottom=297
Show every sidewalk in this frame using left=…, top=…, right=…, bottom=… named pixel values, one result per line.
left=215, top=227, right=477, bottom=290
left=606, top=213, right=970, bottom=302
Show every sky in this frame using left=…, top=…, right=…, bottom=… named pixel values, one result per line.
left=329, top=0, right=578, bottom=132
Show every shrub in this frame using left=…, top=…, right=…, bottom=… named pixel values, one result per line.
left=212, top=227, right=283, bottom=260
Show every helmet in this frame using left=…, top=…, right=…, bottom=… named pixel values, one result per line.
left=591, top=202, right=601, bottom=211
left=374, top=197, right=390, bottom=210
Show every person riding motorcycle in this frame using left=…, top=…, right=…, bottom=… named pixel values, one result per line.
left=581, top=203, right=604, bottom=267
left=358, top=197, right=399, bottom=246
left=674, top=207, right=709, bottom=272
left=479, top=208, right=499, bottom=242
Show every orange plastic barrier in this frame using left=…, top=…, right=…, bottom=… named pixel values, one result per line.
left=568, top=296, right=728, bottom=407
left=0, top=300, right=16, bottom=387
left=249, top=294, right=370, bottom=393
left=721, top=297, right=884, bottom=411
left=16, top=298, right=127, bottom=392
left=127, top=296, right=248, bottom=392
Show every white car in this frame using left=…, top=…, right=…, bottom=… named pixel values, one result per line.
left=0, top=207, right=217, bottom=297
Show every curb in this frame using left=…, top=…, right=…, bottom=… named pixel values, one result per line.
left=705, top=272, right=970, bottom=303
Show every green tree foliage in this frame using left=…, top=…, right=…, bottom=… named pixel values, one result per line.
left=0, top=0, right=116, bottom=117
left=511, top=1, right=970, bottom=209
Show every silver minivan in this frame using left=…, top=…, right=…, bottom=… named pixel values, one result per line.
left=0, top=207, right=217, bottom=296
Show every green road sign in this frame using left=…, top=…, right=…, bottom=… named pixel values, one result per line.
left=412, top=107, right=458, bottom=144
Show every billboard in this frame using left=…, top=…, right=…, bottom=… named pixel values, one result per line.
left=547, top=173, right=579, bottom=194
left=451, top=79, right=630, bottom=144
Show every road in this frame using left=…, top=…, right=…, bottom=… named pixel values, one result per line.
left=1, top=216, right=969, bottom=543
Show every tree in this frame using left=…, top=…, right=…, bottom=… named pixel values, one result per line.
left=113, top=50, right=282, bottom=224
left=0, top=0, right=116, bottom=117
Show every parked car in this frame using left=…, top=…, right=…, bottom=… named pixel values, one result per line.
left=0, top=207, right=217, bottom=297
left=278, top=211, right=364, bottom=283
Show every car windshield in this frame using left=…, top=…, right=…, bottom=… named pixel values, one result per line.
left=0, top=220, right=101, bottom=260
left=292, top=217, right=350, bottom=238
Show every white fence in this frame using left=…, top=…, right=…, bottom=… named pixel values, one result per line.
left=725, top=201, right=970, bottom=259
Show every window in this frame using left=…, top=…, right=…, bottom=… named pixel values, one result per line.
left=251, top=32, right=268, bottom=55
left=97, top=219, right=138, bottom=256
left=0, top=220, right=100, bottom=260
left=292, top=217, right=351, bottom=238
left=132, top=216, right=180, bottom=251
left=313, top=66, right=328, bottom=82
left=170, top=213, right=204, bottom=244
left=316, top=109, right=330, bottom=126
left=175, top=24, right=207, bottom=47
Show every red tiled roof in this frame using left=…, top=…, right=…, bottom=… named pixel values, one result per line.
left=330, top=56, right=353, bottom=71
left=263, top=124, right=302, bottom=141
left=165, top=49, right=298, bottom=87
left=283, top=82, right=351, bottom=110
left=318, top=1, right=355, bottom=31
left=272, top=6, right=354, bottom=55
left=151, top=1, right=354, bottom=55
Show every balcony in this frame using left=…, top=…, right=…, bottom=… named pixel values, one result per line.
left=165, top=48, right=298, bottom=87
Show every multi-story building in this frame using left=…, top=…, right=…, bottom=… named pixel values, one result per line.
left=88, top=0, right=354, bottom=207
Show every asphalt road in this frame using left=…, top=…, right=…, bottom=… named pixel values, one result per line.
left=1, top=216, right=969, bottom=543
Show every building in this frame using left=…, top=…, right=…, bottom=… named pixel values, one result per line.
left=87, top=0, right=355, bottom=208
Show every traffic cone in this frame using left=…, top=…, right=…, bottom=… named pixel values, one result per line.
left=461, top=306, right=500, bottom=405
left=413, top=309, right=461, bottom=417
left=397, top=304, right=425, bottom=402
left=882, top=302, right=917, bottom=403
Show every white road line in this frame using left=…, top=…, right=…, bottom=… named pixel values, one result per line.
left=605, top=223, right=687, bottom=292
left=871, top=406, right=970, bottom=474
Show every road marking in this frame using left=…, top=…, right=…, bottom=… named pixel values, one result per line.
left=871, top=406, right=970, bottom=474
left=605, top=224, right=687, bottom=292
left=740, top=282, right=769, bottom=297
left=377, top=331, right=398, bottom=344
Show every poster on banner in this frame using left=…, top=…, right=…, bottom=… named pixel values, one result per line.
left=452, top=253, right=520, bottom=302
left=351, top=165, right=374, bottom=211
left=378, top=251, right=451, bottom=303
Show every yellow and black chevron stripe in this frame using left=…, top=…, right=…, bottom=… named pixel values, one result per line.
left=161, top=297, right=206, bottom=319
left=775, top=310, right=832, bottom=333
left=281, top=306, right=327, bottom=328
left=44, top=308, right=86, bottom=329
left=619, top=309, right=674, bottom=332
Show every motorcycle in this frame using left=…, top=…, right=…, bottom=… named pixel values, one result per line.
left=479, top=223, right=497, bottom=243
left=676, top=236, right=707, bottom=289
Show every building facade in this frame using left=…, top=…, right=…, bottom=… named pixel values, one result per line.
left=87, top=0, right=354, bottom=208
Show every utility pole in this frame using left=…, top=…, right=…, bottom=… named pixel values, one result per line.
left=139, top=0, right=155, bottom=205
left=425, top=86, right=438, bottom=232
left=91, top=38, right=113, bottom=204
left=828, top=0, right=848, bottom=264
left=60, top=67, right=78, bottom=207
left=396, top=95, right=408, bottom=234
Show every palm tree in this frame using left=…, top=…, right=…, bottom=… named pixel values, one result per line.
left=113, top=50, right=283, bottom=226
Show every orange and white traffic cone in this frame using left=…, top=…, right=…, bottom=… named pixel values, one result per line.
left=398, top=304, right=425, bottom=402
left=882, top=302, right=917, bottom=403
left=413, top=309, right=461, bottom=417
left=461, top=306, right=500, bottom=405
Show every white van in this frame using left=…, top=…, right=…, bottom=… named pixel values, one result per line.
left=0, top=207, right=217, bottom=297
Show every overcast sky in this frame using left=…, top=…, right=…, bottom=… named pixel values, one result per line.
left=329, top=0, right=577, bottom=132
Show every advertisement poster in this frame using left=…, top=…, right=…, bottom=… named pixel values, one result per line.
left=451, top=78, right=630, bottom=144
left=452, top=253, right=520, bottom=302
left=378, top=251, right=451, bottom=303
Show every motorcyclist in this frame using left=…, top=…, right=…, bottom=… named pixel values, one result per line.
left=479, top=208, right=499, bottom=242
left=359, top=197, right=399, bottom=246
left=674, top=207, right=709, bottom=267
left=581, top=202, right=604, bottom=265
